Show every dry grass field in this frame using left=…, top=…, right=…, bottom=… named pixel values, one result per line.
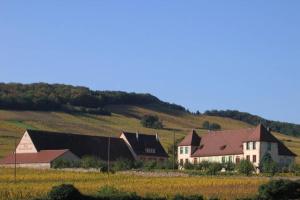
left=0, top=168, right=268, bottom=200
left=0, top=105, right=299, bottom=163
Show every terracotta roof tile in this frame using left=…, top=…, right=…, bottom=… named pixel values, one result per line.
left=0, top=150, right=69, bottom=164
left=184, top=124, right=296, bottom=157
left=178, top=130, right=201, bottom=146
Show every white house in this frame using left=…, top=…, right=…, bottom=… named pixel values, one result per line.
left=178, top=124, right=296, bottom=170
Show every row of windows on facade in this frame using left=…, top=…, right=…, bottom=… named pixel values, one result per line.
left=179, top=146, right=189, bottom=155
left=246, top=141, right=272, bottom=151
left=145, top=148, right=156, bottom=154
left=179, top=155, right=257, bottom=165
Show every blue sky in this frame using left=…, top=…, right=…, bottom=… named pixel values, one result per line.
left=0, top=1, right=300, bottom=123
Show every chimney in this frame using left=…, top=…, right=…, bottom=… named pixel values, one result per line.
left=136, top=131, right=139, bottom=140
left=156, top=133, right=159, bottom=141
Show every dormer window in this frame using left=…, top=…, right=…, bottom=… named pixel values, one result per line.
left=220, top=145, right=226, bottom=150
left=145, top=148, right=156, bottom=154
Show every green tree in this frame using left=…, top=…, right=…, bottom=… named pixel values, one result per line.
left=260, top=153, right=278, bottom=176
left=202, top=121, right=210, bottom=129
left=257, top=179, right=300, bottom=200
left=210, top=123, right=221, bottom=130
left=140, top=115, right=163, bottom=129
left=236, top=159, right=255, bottom=176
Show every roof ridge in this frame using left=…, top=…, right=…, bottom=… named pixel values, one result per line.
left=27, top=129, right=117, bottom=140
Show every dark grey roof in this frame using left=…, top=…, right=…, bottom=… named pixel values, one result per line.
left=26, top=129, right=134, bottom=161
left=122, top=132, right=168, bottom=157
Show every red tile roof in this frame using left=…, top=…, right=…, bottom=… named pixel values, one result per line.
left=0, top=150, right=69, bottom=164
left=192, top=128, right=253, bottom=157
left=178, top=130, right=201, bottom=146
left=246, top=124, right=278, bottom=142
left=178, top=124, right=296, bottom=157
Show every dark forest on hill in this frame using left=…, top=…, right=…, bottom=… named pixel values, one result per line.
left=0, top=83, right=299, bottom=137
left=205, top=110, right=300, bottom=137
left=0, top=83, right=186, bottom=115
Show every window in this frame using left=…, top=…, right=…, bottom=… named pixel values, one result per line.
left=185, top=147, right=189, bottom=154
left=222, top=156, right=225, bottom=163
left=246, top=142, right=250, bottom=150
left=267, top=143, right=272, bottom=151
left=236, top=157, right=240, bottom=164
left=180, top=159, right=183, bottom=166
left=229, top=156, right=232, bottom=163
left=180, top=147, right=183, bottom=154
left=253, top=142, right=256, bottom=150
left=145, top=148, right=156, bottom=154
left=253, top=155, right=256, bottom=163
left=193, top=158, right=198, bottom=164
left=246, top=155, right=250, bottom=161
left=185, top=159, right=189, bottom=164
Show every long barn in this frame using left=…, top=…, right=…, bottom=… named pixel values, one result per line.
left=0, top=129, right=168, bottom=168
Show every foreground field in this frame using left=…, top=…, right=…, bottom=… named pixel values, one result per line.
left=0, top=168, right=268, bottom=200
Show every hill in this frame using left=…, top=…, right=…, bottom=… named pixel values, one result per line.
left=205, top=110, right=300, bottom=137
left=1, top=83, right=299, bottom=138
left=0, top=105, right=300, bottom=163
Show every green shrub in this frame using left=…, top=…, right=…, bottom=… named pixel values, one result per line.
left=80, top=156, right=106, bottom=170
left=259, top=153, right=278, bottom=176
left=144, top=193, right=167, bottom=200
left=97, top=185, right=140, bottom=200
left=112, top=158, right=134, bottom=171
left=48, top=184, right=82, bottom=200
left=257, top=179, right=300, bottom=200
left=52, top=159, right=80, bottom=169
left=140, top=115, right=163, bottom=129
left=143, top=161, right=158, bottom=171
left=205, top=162, right=222, bottom=175
left=222, top=162, right=236, bottom=172
left=288, top=162, right=300, bottom=175
left=202, top=121, right=221, bottom=130
left=183, top=161, right=194, bottom=170
left=236, top=159, right=255, bottom=176
left=196, top=161, right=210, bottom=171
left=172, top=194, right=204, bottom=200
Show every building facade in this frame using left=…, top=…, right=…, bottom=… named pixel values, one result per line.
left=0, top=129, right=168, bottom=168
left=120, top=131, right=168, bottom=162
left=178, top=124, right=296, bottom=170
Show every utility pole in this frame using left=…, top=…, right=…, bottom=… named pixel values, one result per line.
left=14, top=133, right=17, bottom=183
left=173, top=131, right=175, bottom=170
left=107, top=136, right=111, bottom=184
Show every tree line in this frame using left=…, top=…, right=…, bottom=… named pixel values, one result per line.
left=0, top=83, right=186, bottom=115
left=204, top=110, right=300, bottom=137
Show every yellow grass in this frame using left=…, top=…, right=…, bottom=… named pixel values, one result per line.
left=0, top=168, right=268, bottom=200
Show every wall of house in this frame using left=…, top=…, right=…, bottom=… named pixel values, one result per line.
left=16, top=131, right=37, bottom=153
left=260, top=141, right=279, bottom=162
left=193, top=154, right=244, bottom=164
left=278, top=155, right=295, bottom=167
left=138, top=155, right=167, bottom=162
left=177, top=146, right=195, bottom=165
left=243, top=141, right=261, bottom=167
left=0, top=163, right=51, bottom=169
